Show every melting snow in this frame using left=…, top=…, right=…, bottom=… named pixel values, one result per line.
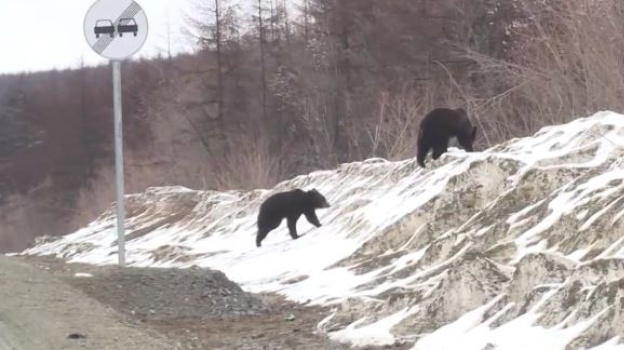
left=20, top=111, right=624, bottom=349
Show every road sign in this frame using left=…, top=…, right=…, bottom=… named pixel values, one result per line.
left=84, top=0, right=148, bottom=60
left=84, top=0, right=149, bottom=267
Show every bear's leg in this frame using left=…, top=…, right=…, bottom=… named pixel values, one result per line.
left=256, top=228, right=271, bottom=247
left=417, top=144, right=430, bottom=167
left=287, top=215, right=300, bottom=240
left=304, top=210, right=322, bottom=227
left=432, top=143, right=448, bottom=160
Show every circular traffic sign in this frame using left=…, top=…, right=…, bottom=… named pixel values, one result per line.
left=84, top=0, right=148, bottom=60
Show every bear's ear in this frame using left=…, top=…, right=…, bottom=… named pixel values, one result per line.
left=471, top=126, right=477, bottom=141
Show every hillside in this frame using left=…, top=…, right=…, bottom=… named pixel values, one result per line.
left=23, top=111, right=624, bottom=349
left=4, top=0, right=624, bottom=258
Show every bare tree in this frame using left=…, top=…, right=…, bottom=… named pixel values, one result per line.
left=184, top=0, right=242, bottom=158
left=78, top=57, right=94, bottom=178
left=256, top=0, right=269, bottom=123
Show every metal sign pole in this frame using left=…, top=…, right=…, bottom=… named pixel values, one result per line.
left=112, top=60, right=126, bottom=267
left=85, top=0, right=149, bottom=267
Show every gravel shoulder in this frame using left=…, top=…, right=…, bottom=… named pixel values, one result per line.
left=0, top=255, right=174, bottom=350
left=11, top=255, right=410, bottom=350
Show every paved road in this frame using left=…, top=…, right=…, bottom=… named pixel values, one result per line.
left=0, top=255, right=175, bottom=350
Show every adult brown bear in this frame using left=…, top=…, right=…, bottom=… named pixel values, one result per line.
left=256, top=189, right=330, bottom=247
left=417, top=108, right=477, bottom=167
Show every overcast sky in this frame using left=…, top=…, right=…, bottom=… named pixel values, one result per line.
left=0, top=0, right=193, bottom=74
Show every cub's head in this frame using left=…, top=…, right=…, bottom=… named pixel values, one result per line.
left=307, top=189, right=330, bottom=209
left=455, top=108, right=477, bottom=152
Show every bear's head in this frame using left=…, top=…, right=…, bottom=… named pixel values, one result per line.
left=455, top=108, right=477, bottom=152
left=308, top=189, right=330, bottom=208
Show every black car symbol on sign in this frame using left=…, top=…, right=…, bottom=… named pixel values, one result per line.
left=118, top=18, right=138, bottom=37
left=94, top=19, right=115, bottom=38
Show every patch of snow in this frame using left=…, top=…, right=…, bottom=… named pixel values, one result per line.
left=330, top=307, right=418, bottom=347
left=74, top=272, right=93, bottom=278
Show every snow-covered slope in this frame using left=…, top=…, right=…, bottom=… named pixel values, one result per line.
left=23, top=111, right=624, bottom=349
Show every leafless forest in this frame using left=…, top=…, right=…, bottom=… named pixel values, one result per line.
left=1, top=0, right=623, bottom=251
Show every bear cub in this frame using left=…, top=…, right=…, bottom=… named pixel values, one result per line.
left=417, top=107, right=477, bottom=167
left=256, top=188, right=330, bottom=247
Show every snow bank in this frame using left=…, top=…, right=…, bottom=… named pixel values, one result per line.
left=22, top=111, right=624, bottom=349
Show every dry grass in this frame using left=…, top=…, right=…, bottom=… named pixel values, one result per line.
left=212, top=136, right=283, bottom=190
left=461, top=0, right=624, bottom=144
left=357, top=0, right=624, bottom=159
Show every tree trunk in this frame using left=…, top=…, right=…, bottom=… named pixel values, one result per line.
left=214, top=0, right=228, bottom=157
left=257, top=0, right=269, bottom=123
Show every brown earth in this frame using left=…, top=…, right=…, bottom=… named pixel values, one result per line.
left=0, top=255, right=173, bottom=350
left=11, top=255, right=411, bottom=350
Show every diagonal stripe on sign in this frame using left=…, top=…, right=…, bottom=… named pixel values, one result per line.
left=93, top=1, right=142, bottom=55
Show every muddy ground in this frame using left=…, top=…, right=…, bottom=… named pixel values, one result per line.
left=16, top=256, right=410, bottom=350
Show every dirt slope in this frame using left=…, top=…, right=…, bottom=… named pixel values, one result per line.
left=22, top=112, right=624, bottom=348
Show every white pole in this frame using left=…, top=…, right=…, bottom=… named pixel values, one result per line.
left=112, top=60, right=126, bottom=267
